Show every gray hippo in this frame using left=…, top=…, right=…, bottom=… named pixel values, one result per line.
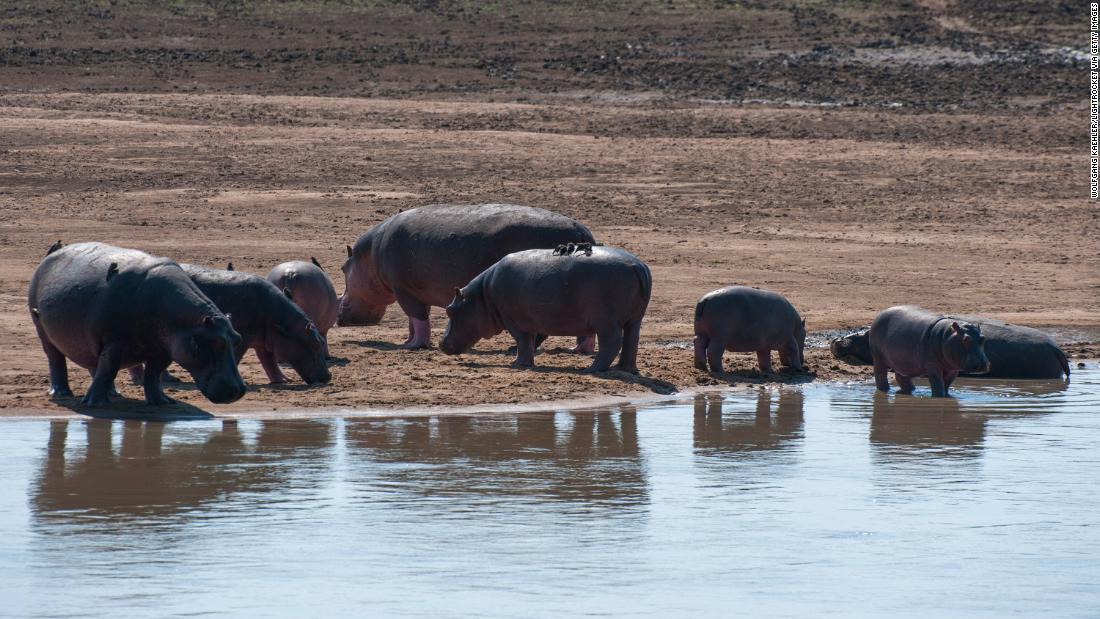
left=267, top=258, right=338, bottom=358
left=338, top=203, right=596, bottom=350
left=28, top=242, right=247, bottom=407
left=439, top=244, right=651, bottom=373
left=693, top=286, right=806, bottom=373
left=869, top=305, right=992, bottom=397
left=832, top=316, right=1069, bottom=380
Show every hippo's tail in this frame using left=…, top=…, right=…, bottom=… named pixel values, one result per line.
left=1055, top=347, right=1071, bottom=379
left=634, top=262, right=653, bottom=304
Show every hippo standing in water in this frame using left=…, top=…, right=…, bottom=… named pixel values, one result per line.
left=869, top=306, right=992, bottom=397
left=267, top=258, right=338, bottom=358
left=28, top=242, right=247, bottom=407
left=439, top=244, right=651, bottom=373
left=833, top=316, right=1070, bottom=380
left=338, top=203, right=596, bottom=350
left=693, top=286, right=806, bottom=374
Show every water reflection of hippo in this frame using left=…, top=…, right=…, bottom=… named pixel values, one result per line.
left=869, top=392, right=985, bottom=458
left=344, top=409, right=645, bottom=505
left=693, top=390, right=804, bottom=454
left=337, top=203, right=597, bottom=350
left=832, top=316, right=1070, bottom=380
left=32, top=420, right=335, bottom=528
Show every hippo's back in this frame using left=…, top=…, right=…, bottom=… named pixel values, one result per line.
left=374, top=203, right=596, bottom=306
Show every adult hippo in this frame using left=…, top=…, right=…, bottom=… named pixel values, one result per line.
left=869, top=306, right=992, bottom=397
left=439, top=244, right=651, bottom=373
left=338, top=203, right=596, bottom=349
left=832, top=316, right=1069, bottom=380
left=267, top=258, right=338, bottom=358
left=693, top=285, right=806, bottom=374
left=28, top=242, right=247, bottom=407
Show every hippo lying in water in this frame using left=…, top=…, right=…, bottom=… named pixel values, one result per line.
left=267, top=258, right=338, bottom=358
left=28, top=242, right=247, bottom=407
left=832, top=316, right=1070, bottom=380
left=338, top=203, right=596, bottom=350
left=693, top=286, right=806, bottom=374
left=439, top=245, right=651, bottom=373
left=869, top=306, right=992, bottom=397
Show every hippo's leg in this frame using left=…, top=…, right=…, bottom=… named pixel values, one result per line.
left=91, top=368, right=120, bottom=397
left=128, top=366, right=145, bottom=385
left=693, top=335, right=709, bottom=371
left=510, top=330, right=537, bottom=368
left=872, top=354, right=890, bottom=392
left=943, top=370, right=959, bottom=391
left=534, top=334, right=549, bottom=351
left=706, top=338, right=726, bottom=373
left=395, top=291, right=432, bottom=349
left=756, top=350, right=774, bottom=374
left=614, top=321, right=642, bottom=374
left=779, top=337, right=804, bottom=371
left=927, top=368, right=948, bottom=397
left=141, top=355, right=175, bottom=406
left=573, top=335, right=596, bottom=355
left=34, top=326, right=72, bottom=398
left=590, top=328, right=623, bottom=372
left=82, top=343, right=124, bottom=408
left=256, top=348, right=289, bottom=384
left=894, top=373, right=915, bottom=394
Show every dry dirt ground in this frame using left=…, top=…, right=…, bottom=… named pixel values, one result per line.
left=0, top=1, right=1094, bottom=416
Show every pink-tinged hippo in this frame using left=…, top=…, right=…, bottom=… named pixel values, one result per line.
left=267, top=258, right=338, bottom=358
left=439, top=244, right=651, bottom=373
left=832, top=316, right=1069, bottom=380
left=869, top=305, right=992, bottom=397
left=338, top=203, right=596, bottom=350
left=28, top=242, right=247, bottom=407
left=693, top=286, right=806, bottom=374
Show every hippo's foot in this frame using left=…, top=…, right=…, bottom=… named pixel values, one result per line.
left=573, top=336, right=596, bottom=355
left=145, top=392, right=176, bottom=406
left=268, top=376, right=289, bottom=385
left=49, top=385, right=74, bottom=398
left=399, top=339, right=431, bottom=350
left=510, top=358, right=534, bottom=369
left=80, top=392, right=111, bottom=408
left=613, top=363, right=639, bottom=375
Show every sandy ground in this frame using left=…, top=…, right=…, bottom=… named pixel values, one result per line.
left=0, top=2, right=1094, bottom=416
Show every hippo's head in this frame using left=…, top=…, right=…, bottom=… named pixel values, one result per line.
left=170, top=315, right=248, bottom=404
left=336, top=244, right=393, bottom=327
left=440, top=286, right=495, bottom=355
left=269, top=315, right=332, bottom=385
left=944, top=321, right=992, bottom=375
left=830, top=328, right=873, bottom=365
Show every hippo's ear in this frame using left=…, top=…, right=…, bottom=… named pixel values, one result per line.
left=106, top=262, right=119, bottom=281
left=283, top=286, right=294, bottom=300
left=226, top=262, right=234, bottom=271
left=203, top=315, right=216, bottom=329
left=951, top=321, right=962, bottom=334
left=346, top=245, right=352, bottom=258
left=453, top=287, right=464, bottom=301
left=311, top=256, right=323, bottom=270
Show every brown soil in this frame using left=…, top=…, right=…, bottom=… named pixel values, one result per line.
left=0, top=2, right=1094, bottom=417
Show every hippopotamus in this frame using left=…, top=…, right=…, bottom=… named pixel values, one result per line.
left=28, top=242, right=247, bottom=407
left=338, top=203, right=597, bottom=350
left=439, top=244, right=651, bottom=373
left=833, top=315, right=1070, bottom=380
left=267, top=258, right=338, bottom=358
left=693, top=286, right=806, bottom=374
left=869, top=306, right=992, bottom=397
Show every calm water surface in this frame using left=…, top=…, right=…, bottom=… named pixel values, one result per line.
left=1, top=370, right=1098, bottom=617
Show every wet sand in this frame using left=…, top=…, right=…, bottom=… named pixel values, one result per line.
left=0, top=2, right=1094, bottom=416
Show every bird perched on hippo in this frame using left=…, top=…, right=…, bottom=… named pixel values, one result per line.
left=439, top=244, right=652, bottom=373
left=337, top=203, right=597, bottom=350
left=27, top=242, right=247, bottom=408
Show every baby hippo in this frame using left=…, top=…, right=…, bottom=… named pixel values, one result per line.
left=267, top=258, right=339, bottom=358
left=439, top=245, right=651, bottom=373
left=693, top=286, right=806, bottom=373
left=869, top=305, right=991, bottom=397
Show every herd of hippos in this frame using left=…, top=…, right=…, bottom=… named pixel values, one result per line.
left=27, top=203, right=1072, bottom=410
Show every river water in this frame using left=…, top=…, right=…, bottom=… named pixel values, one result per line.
left=1, top=369, right=1097, bottom=617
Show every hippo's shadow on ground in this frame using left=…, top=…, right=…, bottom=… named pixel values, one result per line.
left=326, top=356, right=350, bottom=367
left=49, top=394, right=214, bottom=421
left=347, top=339, right=422, bottom=352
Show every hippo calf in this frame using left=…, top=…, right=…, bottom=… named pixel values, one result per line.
left=338, top=203, right=596, bottom=350
left=693, top=286, right=806, bottom=374
left=832, top=316, right=1070, bottom=380
left=439, top=245, right=651, bottom=373
left=181, top=264, right=331, bottom=384
left=267, top=258, right=339, bottom=358
left=869, top=306, right=992, bottom=397
left=28, top=242, right=247, bottom=407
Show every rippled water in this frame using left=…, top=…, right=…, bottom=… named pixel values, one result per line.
left=1, top=369, right=1098, bottom=617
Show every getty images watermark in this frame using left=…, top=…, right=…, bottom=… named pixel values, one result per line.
left=1092, top=4, right=1098, bottom=199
